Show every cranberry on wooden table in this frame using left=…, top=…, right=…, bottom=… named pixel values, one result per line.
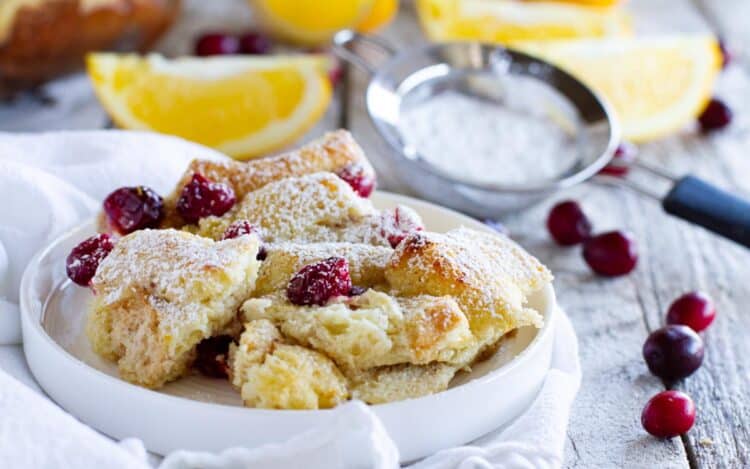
left=103, top=186, right=163, bottom=234
left=195, top=33, right=241, bottom=56
left=698, top=98, right=733, bottom=133
left=546, top=200, right=592, bottom=246
left=666, top=292, right=716, bottom=332
left=66, top=233, right=115, bottom=286
left=599, top=142, right=637, bottom=177
left=287, top=257, right=353, bottom=306
left=582, top=230, right=638, bottom=276
left=643, top=325, right=704, bottom=382
left=641, top=390, right=696, bottom=438
left=177, top=173, right=236, bottom=223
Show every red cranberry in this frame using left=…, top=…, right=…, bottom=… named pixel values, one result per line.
left=66, top=234, right=115, bottom=286
left=547, top=200, right=592, bottom=246
left=381, top=207, right=424, bottom=248
left=336, top=164, right=376, bottom=197
left=287, top=257, right=352, bottom=306
left=643, top=325, right=704, bottom=382
left=102, top=186, right=163, bottom=234
left=699, top=98, right=733, bottom=133
left=719, top=40, right=732, bottom=69
left=667, top=292, right=716, bottom=332
left=194, top=335, right=233, bottom=378
left=222, top=220, right=258, bottom=240
left=641, top=390, right=696, bottom=438
left=328, top=62, right=344, bottom=88
left=177, top=173, right=236, bottom=223
left=239, top=32, right=273, bottom=55
left=599, top=142, right=637, bottom=177
left=583, top=230, right=637, bottom=276
left=195, top=33, right=241, bottom=56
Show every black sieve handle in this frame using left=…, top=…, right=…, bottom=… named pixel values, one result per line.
left=663, top=175, right=750, bottom=248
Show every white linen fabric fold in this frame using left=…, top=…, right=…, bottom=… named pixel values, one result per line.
left=0, top=130, right=580, bottom=468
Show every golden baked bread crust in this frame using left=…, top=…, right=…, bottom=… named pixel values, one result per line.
left=385, top=228, right=552, bottom=348
left=87, top=229, right=261, bottom=388
left=242, top=290, right=475, bottom=371
left=160, top=130, right=374, bottom=229
left=348, top=362, right=458, bottom=404
left=192, top=172, right=422, bottom=248
left=229, top=319, right=349, bottom=409
left=255, top=242, right=392, bottom=296
left=0, top=0, right=179, bottom=96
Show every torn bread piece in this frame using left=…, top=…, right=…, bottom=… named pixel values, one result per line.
left=193, top=172, right=423, bottom=247
left=348, top=362, right=459, bottom=404
left=385, top=227, right=552, bottom=348
left=87, top=229, right=261, bottom=388
left=159, top=130, right=374, bottom=229
left=229, top=319, right=349, bottom=409
left=255, top=242, right=392, bottom=296
left=242, top=290, right=476, bottom=371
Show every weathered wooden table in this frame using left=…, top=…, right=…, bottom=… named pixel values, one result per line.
left=1, top=0, right=748, bottom=467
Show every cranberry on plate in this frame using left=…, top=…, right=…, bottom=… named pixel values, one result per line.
left=641, top=390, right=696, bottom=438
left=103, top=186, right=164, bottom=234
left=195, top=33, right=241, bottom=56
left=582, top=230, right=638, bottom=277
left=66, top=233, right=115, bottom=286
left=599, top=142, right=637, bottom=177
left=287, top=257, right=352, bottom=306
left=194, top=335, right=233, bottom=379
left=643, top=325, right=704, bottom=382
left=222, top=220, right=258, bottom=240
left=336, top=163, right=376, bottom=198
left=177, top=173, right=236, bottom=223
left=546, top=200, right=592, bottom=246
left=666, top=292, right=716, bottom=333
left=698, top=98, right=732, bottom=133
left=381, top=207, right=424, bottom=248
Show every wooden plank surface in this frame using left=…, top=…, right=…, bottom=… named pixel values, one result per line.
left=345, top=1, right=750, bottom=468
left=1, top=0, right=748, bottom=467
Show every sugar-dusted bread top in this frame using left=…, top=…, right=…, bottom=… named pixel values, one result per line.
left=385, top=227, right=552, bottom=347
left=87, top=229, right=261, bottom=388
left=193, top=172, right=423, bottom=247
left=255, top=242, right=393, bottom=296
left=243, top=289, right=475, bottom=371
left=161, top=130, right=374, bottom=229
left=194, top=172, right=374, bottom=241
left=229, top=319, right=349, bottom=410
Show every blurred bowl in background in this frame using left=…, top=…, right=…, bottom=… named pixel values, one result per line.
left=249, top=0, right=399, bottom=46
left=0, top=0, right=180, bottom=97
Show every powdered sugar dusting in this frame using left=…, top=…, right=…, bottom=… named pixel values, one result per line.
left=93, top=229, right=260, bottom=337
left=196, top=173, right=424, bottom=248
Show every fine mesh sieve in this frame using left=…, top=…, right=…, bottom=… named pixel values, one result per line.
left=333, top=31, right=750, bottom=248
left=333, top=30, right=619, bottom=216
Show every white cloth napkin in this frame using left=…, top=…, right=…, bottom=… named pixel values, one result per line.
left=0, top=130, right=581, bottom=468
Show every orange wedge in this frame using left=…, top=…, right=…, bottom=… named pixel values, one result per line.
left=87, top=53, right=332, bottom=160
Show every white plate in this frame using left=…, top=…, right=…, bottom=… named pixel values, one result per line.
left=20, top=192, right=556, bottom=463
